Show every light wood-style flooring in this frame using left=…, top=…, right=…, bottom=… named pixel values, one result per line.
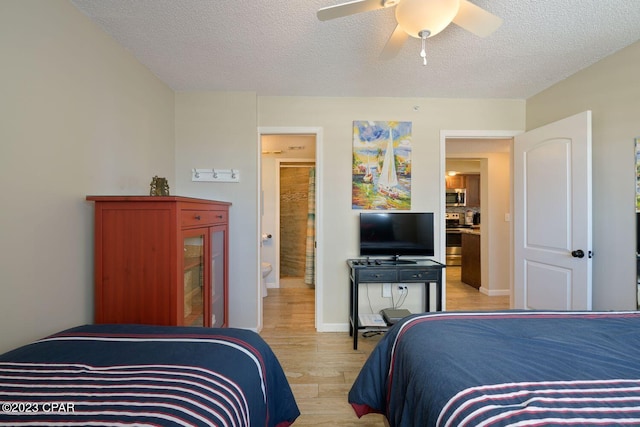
left=444, top=266, right=511, bottom=311
left=259, top=267, right=509, bottom=425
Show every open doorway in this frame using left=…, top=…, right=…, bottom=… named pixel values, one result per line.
left=443, top=134, right=515, bottom=310
left=258, top=130, right=321, bottom=330
left=277, top=159, right=316, bottom=289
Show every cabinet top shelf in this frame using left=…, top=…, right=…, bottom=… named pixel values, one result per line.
left=347, top=259, right=445, bottom=269
left=86, top=195, right=232, bottom=206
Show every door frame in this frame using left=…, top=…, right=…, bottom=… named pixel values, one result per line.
left=440, top=129, right=522, bottom=309
left=257, top=127, right=323, bottom=331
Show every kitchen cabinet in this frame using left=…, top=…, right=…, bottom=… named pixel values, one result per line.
left=461, top=232, right=481, bottom=289
left=465, top=174, right=480, bottom=207
left=445, top=174, right=465, bottom=189
left=86, top=195, right=231, bottom=328
left=445, top=174, right=480, bottom=207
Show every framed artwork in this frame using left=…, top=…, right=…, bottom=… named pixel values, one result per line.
left=352, top=121, right=412, bottom=210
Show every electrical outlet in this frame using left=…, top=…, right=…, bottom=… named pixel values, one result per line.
left=382, top=283, right=392, bottom=298
left=398, top=285, right=408, bottom=295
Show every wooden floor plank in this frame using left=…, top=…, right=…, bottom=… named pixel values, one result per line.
left=260, top=268, right=508, bottom=425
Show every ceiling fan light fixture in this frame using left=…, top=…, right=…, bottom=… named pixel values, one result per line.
left=419, top=30, right=430, bottom=65
left=316, top=0, right=502, bottom=63
left=395, top=0, right=460, bottom=38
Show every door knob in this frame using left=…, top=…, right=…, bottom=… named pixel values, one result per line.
left=571, top=249, right=585, bottom=258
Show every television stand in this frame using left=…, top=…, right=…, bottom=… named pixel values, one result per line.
left=352, top=257, right=416, bottom=266
left=346, top=258, right=445, bottom=350
left=377, top=259, right=416, bottom=265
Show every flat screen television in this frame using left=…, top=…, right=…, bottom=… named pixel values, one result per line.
left=359, top=212, right=434, bottom=258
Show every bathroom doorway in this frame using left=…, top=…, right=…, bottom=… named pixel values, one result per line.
left=279, top=161, right=316, bottom=288
left=259, top=130, right=320, bottom=329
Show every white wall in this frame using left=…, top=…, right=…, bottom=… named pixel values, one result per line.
left=174, top=92, right=259, bottom=330
left=258, top=96, right=525, bottom=329
left=0, top=0, right=175, bottom=353
left=174, top=95, right=524, bottom=330
left=526, top=41, right=640, bottom=310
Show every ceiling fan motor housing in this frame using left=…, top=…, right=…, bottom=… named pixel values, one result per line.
left=395, top=0, right=460, bottom=38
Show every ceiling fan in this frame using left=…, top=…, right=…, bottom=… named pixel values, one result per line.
left=317, top=0, right=502, bottom=64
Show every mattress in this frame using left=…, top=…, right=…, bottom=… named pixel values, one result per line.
left=349, top=311, right=640, bottom=426
left=0, top=324, right=299, bottom=426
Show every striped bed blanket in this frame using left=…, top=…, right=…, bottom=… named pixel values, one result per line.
left=0, top=324, right=299, bottom=426
left=349, top=311, right=640, bottom=426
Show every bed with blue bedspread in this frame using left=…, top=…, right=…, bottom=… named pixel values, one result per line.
left=349, top=311, right=640, bottom=426
left=0, top=324, right=299, bottom=426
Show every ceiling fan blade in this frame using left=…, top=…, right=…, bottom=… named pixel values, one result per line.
left=317, top=0, right=385, bottom=21
left=380, top=24, right=408, bottom=60
left=452, top=0, right=503, bottom=38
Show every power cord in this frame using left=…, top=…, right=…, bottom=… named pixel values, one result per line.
left=395, top=286, right=408, bottom=308
left=365, top=283, right=374, bottom=314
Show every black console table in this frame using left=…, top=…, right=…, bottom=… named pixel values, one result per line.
left=347, top=258, right=446, bottom=350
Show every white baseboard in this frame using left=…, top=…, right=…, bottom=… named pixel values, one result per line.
left=479, top=287, right=510, bottom=296
left=317, top=323, right=350, bottom=333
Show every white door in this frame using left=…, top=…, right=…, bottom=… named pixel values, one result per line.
left=513, top=111, right=592, bottom=310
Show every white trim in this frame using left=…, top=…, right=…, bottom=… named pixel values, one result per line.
left=258, top=127, right=323, bottom=331
left=319, top=323, right=350, bottom=333
left=256, top=132, right=264, bottom=331
left=274, top=160, right=281, bottom=289
left=479, top=287, right=511, bottom=297
left=441, top=130, right=523, bottom=139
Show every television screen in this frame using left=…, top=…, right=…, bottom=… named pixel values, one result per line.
left=359, top=212, right=434, bottom=257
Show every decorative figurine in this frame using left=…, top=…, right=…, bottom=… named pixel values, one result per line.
left=150, top=176, right=170, bottom=196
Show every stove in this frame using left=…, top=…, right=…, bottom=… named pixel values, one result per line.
left=445, top=212, right=472, bottom=229
left=445, top=213, right=465, bottom=266
left=445, top=212, right=459, bottom=227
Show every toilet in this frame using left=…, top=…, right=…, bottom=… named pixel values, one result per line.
left=261, top=262, right=272, bottom=297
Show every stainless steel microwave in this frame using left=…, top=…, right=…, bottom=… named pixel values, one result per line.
left=446, top=188, right=466, bottom=207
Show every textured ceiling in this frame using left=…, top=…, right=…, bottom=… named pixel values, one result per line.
left=70, top=0, right=640, bottom=99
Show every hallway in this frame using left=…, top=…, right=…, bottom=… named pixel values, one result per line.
left=445, top=266, right=510, bottom=310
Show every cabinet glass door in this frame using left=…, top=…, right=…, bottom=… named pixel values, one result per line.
left=211, top=227, right=226, bottom=327
left=183, top=234, right=205, bottom=327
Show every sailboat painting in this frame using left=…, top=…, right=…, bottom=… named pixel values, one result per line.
left=352, top=120, right=412, bottom=210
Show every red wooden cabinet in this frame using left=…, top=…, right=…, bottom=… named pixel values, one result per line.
left=86, top=196, right=230, bottom=328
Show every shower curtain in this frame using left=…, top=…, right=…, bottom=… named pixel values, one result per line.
left=304, top=167, right=316, bottom=286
